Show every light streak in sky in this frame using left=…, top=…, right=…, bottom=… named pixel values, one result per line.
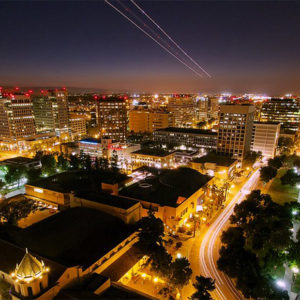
left=105, top=0, right=205, bottom=78
left=130, top=0, right=211, bottom=78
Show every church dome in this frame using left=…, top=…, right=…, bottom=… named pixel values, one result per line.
left=15, top=249, right=46, bottom=281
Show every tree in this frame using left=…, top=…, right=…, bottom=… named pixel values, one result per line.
left=4, top=165, right=26, bottom=188
left=243, top=151, right=262, bottom=167
left=57, top=154, right=69, bottom=171
left=136, top=209, right=165, bottom=255
left=83, top=154, right=92, bottom=171
left=190, top=276, right=215, bottom=300
left=41, top=154, right=56, bottom=175
left=278, top=137, right=294, bottom=155
left=0, top=179, right=5, bottom=190
left=260, top=166, right=277, bottom=183
left=280, top=169, right=300, bottom=186
left=99, top=157, right=109, bottom=170
left=110, top=150, right=119, bottom=172
left=169, top=257, right=192, bottom=291
left=26, top=168, right=42, bottom=183
left=69, top=154, right=81, bottom=170
left=268, top=156, right=284, bottom=169
left=0, top=199, right=38, bottom=225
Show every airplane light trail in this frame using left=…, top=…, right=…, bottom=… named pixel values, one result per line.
left=105, top=0, right=205, bottom=78
left=130, top=0, right=211, bottom=78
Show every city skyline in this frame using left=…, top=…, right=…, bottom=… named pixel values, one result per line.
left=1, top=1, right=300, bottom=94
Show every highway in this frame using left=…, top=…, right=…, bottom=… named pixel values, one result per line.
left=198, top=169, right=260, bottom=300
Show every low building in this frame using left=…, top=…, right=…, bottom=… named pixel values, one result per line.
left=130, top=148, right=175, bottom=169
left=0, top=207, right=145, bottom=300
left=78, top=138, right=103, bottom=158
left=190, top=152, right=238, bottom=180
left=251, top=122, right=280, bottom=159
left=119, top=167, right=213, bottom=229
left=173, top=149, right=199, bottom=166
left=1, top=157, right=41, bottom=169
left=153, top=127, right=217, bottom=150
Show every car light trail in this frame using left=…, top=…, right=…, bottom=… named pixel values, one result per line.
left=199, top=169, right=260, bottom=300
left=130, top=0, right=211, bottom=78
left=105, top=0, right=205, bottom=78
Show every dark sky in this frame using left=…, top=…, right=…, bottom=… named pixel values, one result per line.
left=0, top=1, right=299, bottom=94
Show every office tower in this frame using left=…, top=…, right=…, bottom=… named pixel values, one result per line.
left=197, top=96, right=219, bottom=121
left=0, top=93, right=36, bottom=140
left=167, top=96, right=196, bottom=127
left=154, top=127, right=217, bottom=150
left=217, top=104, right=255, bottom=161
left=129, top=109, right=174, bottom=133
left=260, top=98, right=300, bottom=132
left=32, top=89, right=69, bottom=136
left=96, top=97, right=127, bottom=142
left=251, top=122, right=280, bottom=159
left=69, top=114, right=87, bottom=138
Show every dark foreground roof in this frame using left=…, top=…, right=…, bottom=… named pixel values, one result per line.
left=192, top=152, right=237, bottom=167
left=3, top=207, right=134, bottom=268
left=30, top=170, right=129, bottom=193
left=155, top=127, right=217, bottom=135
left=120, top=167, right=211, bottom=207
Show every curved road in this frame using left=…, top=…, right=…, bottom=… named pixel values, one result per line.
left=199, top=169, right=260, bottom=300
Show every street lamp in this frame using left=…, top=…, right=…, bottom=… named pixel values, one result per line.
left=276, top=279, right=286, bottom=289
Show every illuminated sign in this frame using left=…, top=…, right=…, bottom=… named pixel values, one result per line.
left=34, top=188, right=43, bottom=194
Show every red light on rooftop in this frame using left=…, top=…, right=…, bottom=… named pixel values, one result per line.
left=102, top=96, right=106, bottom=99
left=28, top=90, right=33, bottom=94
left=94, top=95, right=98, bottom=100
left=62, top=87, right=66, bottom=91
left=124, top=96, right=128, bottom=100
left=15, top=87, right=19, bottom=91
left=25, top=93, right=30, bottom=97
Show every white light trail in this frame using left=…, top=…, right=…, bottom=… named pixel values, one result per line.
left=105, top=0, right=205, bottom=78
left=130, top=0, right=211, bottom=78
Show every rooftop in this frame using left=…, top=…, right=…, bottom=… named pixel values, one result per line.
left=192, top=152, right=237, bottom=167
left=3, top=207, right=134, bottom=268
left=75, top=191, right=139, bottom=210
left=132, top=148, right=174, bottom=157
left=29, top=170, right=129, bottom=193
left=120, top=167, right=211, bottom=207
left=2, top=157, right=39, bottom=165
left=155, top=127, right=217, bottom=135
left=79, top=138, right=102, bottom=144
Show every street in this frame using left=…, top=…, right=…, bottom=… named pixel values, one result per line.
left=197, top=169, right=260, bottom=300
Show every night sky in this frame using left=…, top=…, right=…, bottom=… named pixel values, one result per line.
left=1, top=1, right=299, bottom=94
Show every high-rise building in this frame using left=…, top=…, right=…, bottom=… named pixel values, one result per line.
left=197, top=96, right=219, bottom=121
left=96, top=97, right=127, bottom=142
left=69, top=113, right=87, bottom=138
left=260, top=98, right=300, bottom=132
left=32, top=89, right=69, bottom=136
left=251, top=122, right=280, bottom=159
left=0, top=93, right=36, bottom=141
left=129, top=109, right=174, bottom=133
left=167, top=96, right=196, bottom=127
left=217, top=104, right=255, bottom=161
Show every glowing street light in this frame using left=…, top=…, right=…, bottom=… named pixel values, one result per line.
left=176, top=253, right=182, bottom=259
left=276, top=279, right=286, bottom=289
left=292, top=266, right=299, bottom=274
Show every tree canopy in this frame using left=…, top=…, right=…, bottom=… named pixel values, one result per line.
left=190, top=276, right=215, bottom=300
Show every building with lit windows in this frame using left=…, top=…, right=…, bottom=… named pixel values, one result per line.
left=32, top=89, right=69, bottom=136
left=0, top=93, right=36, bottom=141
left=130, top=148, right=175, bottom=169
left=153, top=127, right=217, bottom=150
left=217, top=104, right=255, bottom=161
left=197, top=96, right=219, bottom=121
left=260, top=98, right=300, bottom=132
left=96, top=97, right=127, bottom=142
left=251, top=122, right=280, bottom=159
left=129, top=108, right=174, bottom=133
left=69, top=113, right=87, bottom=138
left=167, top=96, right=196, bottom=127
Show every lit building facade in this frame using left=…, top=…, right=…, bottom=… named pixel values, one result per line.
left=0, top=93, right=36, bottom=141
left=153, top=127, right=217, bottom=150
left=217, top=104, right=255, bottom=161
left=129, top=109, right=174, bottom=133
left=96, top=97, right=127, bottom=142
left=251, top=122, right=280, bottom=159
left=260, top=98, right=300, bottom=132
left=197, top=96, right=219, bottom=121
left=32, top=89, right=69, bottom=136
left=167, top=96, right=196, bottom=127
left=69, top=114, right=87, bottom=138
